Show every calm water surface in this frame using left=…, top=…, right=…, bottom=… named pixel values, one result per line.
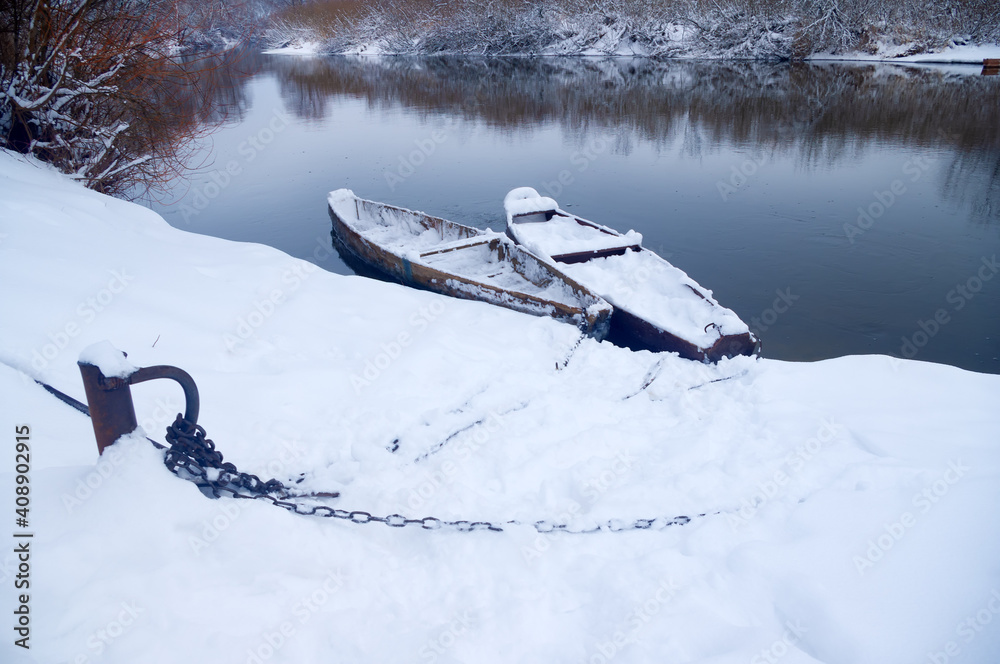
left=146, top=53, right=1000, bottom=374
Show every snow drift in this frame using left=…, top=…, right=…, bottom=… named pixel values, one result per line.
left=1, top=148, right=999, bottom=663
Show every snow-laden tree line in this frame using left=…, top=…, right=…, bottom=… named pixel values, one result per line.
left=266, top=0, right=1000, bottom=59
left=0, top=0, right=289, bottom=196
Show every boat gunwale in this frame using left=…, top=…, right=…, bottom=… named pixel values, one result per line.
left=328, top=192, right=612, bottom=333
left=505, top=201, right=757, bottom=360
left=418, top=237, right=493, bottom=258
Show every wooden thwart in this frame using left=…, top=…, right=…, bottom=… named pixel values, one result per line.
left=328, top=190, right=613, bottom=338
left=503, top=188, right=759, bottom=362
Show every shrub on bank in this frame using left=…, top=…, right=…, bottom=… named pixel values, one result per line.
left=265, top=0, right=1000, bottom=59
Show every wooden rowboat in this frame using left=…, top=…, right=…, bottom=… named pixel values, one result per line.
left=328, top=189, right=612, bottom=338
left=503, top=187, right=758, bottom=362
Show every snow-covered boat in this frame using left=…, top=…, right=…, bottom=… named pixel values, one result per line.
left=328, top=189, right=612, bottom=338
left=503, top=187, right=758, bottom=362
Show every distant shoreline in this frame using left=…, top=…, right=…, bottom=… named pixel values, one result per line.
left=263, top=43, right=999, bottom=66
left=263, top=3, right=1000, bottom=63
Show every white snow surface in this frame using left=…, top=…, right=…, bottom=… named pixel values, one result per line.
left=329, top=188, right=483, bottom=256
left=263, top=42, right=322, bottom=56
left=509, top=213, right=643, bottom=260
left=420, top=241, right=579, bottom=307
left=503, top=197, right=741, bottom=344
left=328, top=189, right=601, bottom=311
left=559, top=249, right=750, bottom=343
left=810, top=42, right=1000, bottom=64
left=78, top=340, right=138, bottom=379
left=263, top=13, right=997, bottom=63
left=503, top=187, right=558, bottom=219
left=2, top=149, right=1000, bottom=664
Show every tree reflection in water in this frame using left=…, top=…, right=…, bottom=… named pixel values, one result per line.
left=254, top=55, right=998, bottom=222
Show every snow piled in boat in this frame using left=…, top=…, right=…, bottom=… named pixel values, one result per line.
left=512, top=215, right=643, bottom=259
left=501, top=187, right=744, bottom=345
left=329, top=188, right=478, bottom=255
left=504, top=187, right=643, bottom=258
left=503, top=186, right=558, bottom=218
left=423, top=240, right=587, bottom=308
left=561, top=248, right=749, bottom=345
left=330, top=188, right=606, bottom=313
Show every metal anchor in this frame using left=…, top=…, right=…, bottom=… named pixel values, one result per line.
left=78, top=347, right=199, bottom=455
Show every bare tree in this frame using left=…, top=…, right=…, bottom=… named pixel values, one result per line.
left=262, top=0, right=997, bottom=59
left=0, top=0, right=225, bottom=196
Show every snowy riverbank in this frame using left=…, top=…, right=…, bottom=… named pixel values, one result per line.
left=265, top=38, right=1000, bottom=64
left=267, top=37, right=1000, bottom=64
left=2, top=148, right=1000, bottom=663
left=264, top=4, right=1000, bottom=62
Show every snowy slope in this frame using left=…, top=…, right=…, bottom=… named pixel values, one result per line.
left=2, top=149, right=1000, bottom=664
left=810, top=43, right=1000, bottom=64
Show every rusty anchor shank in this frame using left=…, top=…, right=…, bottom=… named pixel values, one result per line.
left=79, top=357, right=200, bottom=455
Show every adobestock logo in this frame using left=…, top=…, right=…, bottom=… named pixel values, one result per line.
left=541, top=135, right=610, bottom=199
left=900, top=255, right=997, bottom=359
left=351, top=300, right=446, bottom=393
left=384, top=130, right=448, bottom=191
left=843, top=155, right=933, bottom=244
left=30, top=269, right=134, bottom=373
left=853, top=459, right=969, bottom=576
left=716, top=154, right=768, bottom=202
left=180, top=108, right=292, bottom=223
left=244, top=570, right=345, bottom=664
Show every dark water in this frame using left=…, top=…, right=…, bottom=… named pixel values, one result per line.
left=145, top=53, right=1000, bottom=374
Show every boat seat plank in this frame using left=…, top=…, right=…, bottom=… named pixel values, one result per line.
left=551, top=245, right=642, bottom=264
left=418, top=236, right=492, bottom=258
left=512, top=214, right=641, bottom=258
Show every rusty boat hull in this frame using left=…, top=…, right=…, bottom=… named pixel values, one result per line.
left=503, top=187, right=758, bottom=362
left=328, top=189, right=612, bottom=339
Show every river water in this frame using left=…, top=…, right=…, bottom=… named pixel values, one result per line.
left=145, top=52, right=1000, bottom=374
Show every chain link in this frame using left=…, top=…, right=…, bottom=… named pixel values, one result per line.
left=163, top=414, right=707, bottom=534
left=164, top=415, right=290, bottom=497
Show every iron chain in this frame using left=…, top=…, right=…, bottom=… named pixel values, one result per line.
left=163, top=414, right=706, bottom=534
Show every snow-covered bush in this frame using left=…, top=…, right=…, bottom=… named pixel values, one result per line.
left=0, top=0, right=271, bottom=197
left=419, top=1, right=561, bottom=55
left=264, top=0, right=999, bottom=59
